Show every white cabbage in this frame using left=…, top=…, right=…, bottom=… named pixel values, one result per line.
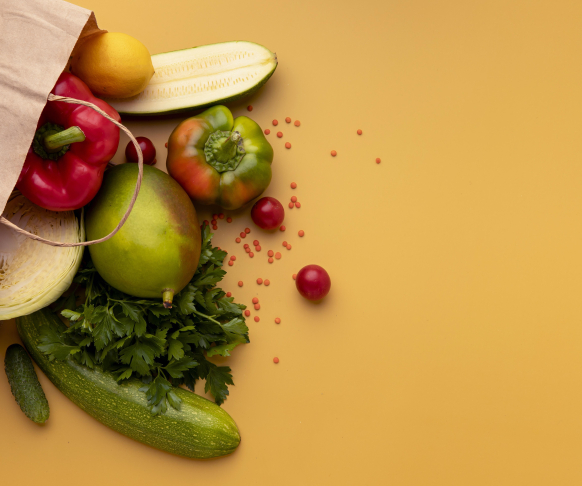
left=0, top=191, right=84, bottom=320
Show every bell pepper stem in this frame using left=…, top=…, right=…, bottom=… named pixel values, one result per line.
left=162, top=289, right=175, bottom=309
left=44, top=126, right=86, bottom=152
left=215, top=131, right=241, bottom=163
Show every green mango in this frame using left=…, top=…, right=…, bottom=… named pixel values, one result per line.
left=85, top=164, right=201, bottom=307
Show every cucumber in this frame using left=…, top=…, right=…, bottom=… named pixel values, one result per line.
left=16, top=308, right=241, bottom=458
left=4, top=344, right=50, bottom=424
left=107, top=41, right=278, bottom=115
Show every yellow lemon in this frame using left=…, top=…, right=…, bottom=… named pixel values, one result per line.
left=71, top=32, right=154, bottom=99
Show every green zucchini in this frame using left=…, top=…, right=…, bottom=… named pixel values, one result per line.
left=16, top=308, right=240, bottom=458
left=4, top=344, right=50, bottom=424
left=106, top=41, right=277, bottom=115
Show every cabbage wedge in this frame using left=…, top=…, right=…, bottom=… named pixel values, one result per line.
left=0, top=191, right=84, bottom=320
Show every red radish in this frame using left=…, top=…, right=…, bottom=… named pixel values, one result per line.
left=125, top=137, right=156, bottom=165
left=251, top=197, right=285, bottom=230
left=296, top=265, right=331, bottom=301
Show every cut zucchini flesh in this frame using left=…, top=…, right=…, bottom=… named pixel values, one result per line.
left=107, top=41, right=278, bottom=115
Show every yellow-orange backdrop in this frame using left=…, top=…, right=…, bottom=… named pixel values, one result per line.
left=2, top=1, right=582, bottom=484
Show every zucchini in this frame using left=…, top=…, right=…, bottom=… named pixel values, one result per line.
left=16, top=308, right=241, bottom=459
left=107, top=41, right=277, bottom=115
left=4, top=344, right=50, bottom=424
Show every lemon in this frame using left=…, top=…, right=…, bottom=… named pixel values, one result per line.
left=71, top=33, right=154, bottom=99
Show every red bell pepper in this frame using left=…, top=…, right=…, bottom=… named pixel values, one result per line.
left=16, top=72, right=120, bottom=211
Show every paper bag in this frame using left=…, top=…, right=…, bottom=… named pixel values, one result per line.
left=0, top=0, right=143, bottom=248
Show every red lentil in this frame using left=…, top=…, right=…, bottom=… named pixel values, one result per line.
left=245, top=228, right=251, bottom=234
left=218, top=213, right=225, bottom=219
left=298, top=230, right=305, bottom=237
left=264, top=279, right=270, bottom=286
left=376, top=158, right=381, bottom=164
left=252, top=297, right=259, bottom=304
left=295, top=202, right=301, bottom=208
left=249, top=252, right=254, bottom=257
left=257, top=278, right=263, bottom=285
left=275, top=252, right=281, bottom=259
left=255, top=245, right=261, bottom=251
left=230, top=255, right=236, bottom=261
left=280, top=225, right=286, bottom=231
left=238, top=281, right=243, bottom=287
left=273, top=357, right=279, bottom=363
left=227, top=217, right=233, bottom=223
left=228, top=261, right=234, bottom=266
left=235, top=237, right=241, bottom=243
left=203, top=220, right=209, bottom=226
left=285, top=142, right=291, bottom=149
left=245, top=247, right=250, bottom=253
left=285, top=117, right=291, bottom=123
left=288, top=202, right=294, bottom=209
left=275, top=317, right=281, bottom=324
left=268, top=250, right=274, bottom=257
left=277, top=132, right=283, bottom=138
left=272, top=119, right=278, bottom=126
left=254, top=304, right=260, bottom=310
left=282, top=241, right=288, bottom=247
left=226, top=292, right=232, bottom=297
left=290, top=182, right=297, bottom=189
left=357, top=129, right=362, bottom=135
left=212, top=214, right=218, bottom=219
left=286, top=244, right=292, bottom=250
left=268, top=257, right=274, bottom=263
left=331, top=150, right=337, bottom=157
left=291, top=196, right=297, bottom=203
left=244, top=243, right=249, bottom=248
left=253, top=240, right=259, bottom=246
left=244, top=310, right=251, bottom=317
left=292, top=274, right=297, bottom=280
left=294, top=120, right=300, bottom=127
left=264, top=128, right=270, bottom=135
left=247, top=105, right=253, bottom=111
left=240, top=232, right=246, bottom=238
left=254, top=316, right=260, bottom=322
left=165, top=142, right=168, bottom=148
left=212, top=225, right=218, bottom=230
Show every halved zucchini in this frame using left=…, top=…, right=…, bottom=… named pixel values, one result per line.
left=107, top=41, right=277, bottom=116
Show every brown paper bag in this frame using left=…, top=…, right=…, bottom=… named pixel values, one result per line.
left=0, top=0, right=143, bottom=247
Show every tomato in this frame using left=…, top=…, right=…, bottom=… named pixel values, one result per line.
left=296, top=265, right=331, bottom=301
left=251, top=197, right=285, bottom=230
left=125, top=137, right=156, bottom=165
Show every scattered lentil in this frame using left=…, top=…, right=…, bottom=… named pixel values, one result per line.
left=268, top=257, right=274, bottom=263
left=226, top=292, right=232, bottom=297
left=264, top=279, right=270, bottom=286
left=267, top=250, right=274, bottom=257
left=230, top=255, right=236, bottom=261
left=165, top=142, right=168, bottom=148
left=227, top=217, right=233, bottom=223
left=245, top=228, right=251, bottom=234
left=244, top=310, right=251, bottom=317
left=291, top=196, right=297, bottom=203
left=286, top=243, right=292, bottom=250
left=254, top=316, right=260, bottom=322
left=357, top=129, right=362, bottom=135
left=245, top=247, right=250, bottom=253
left=277, top=132, right=283, bottom=138
left=238, top=281, right=243, bottom=287
left=240, top=232, right=246, bottom=238
left=273, top=357, right=279, bottom=363
left=292, top=273, right=297, bottom=280
left=288, top=202, right=294, bottom=209
left=257, top=278, right=263, bottom=285
left=290, top=182, right=297, bottom=189
left=228, top=261, right=233, bottom=266
left=253, top=240, right=259, bottom=246
left=255, top=245, right=262, bottom=251
left=275, top=318, right=281, bottom=324
left=285, top=117, right=291, bottom=123
left=272, top=119, right=278, bottom=126
left=280, top=225, right=286, bottom=231
left=282, top=241, right=288, bottom=247
left=247, top=105, right=253, bottom=111
left=376, top=158, right=381, bottom=164
left=275, top=252, right=281, bottom=259
left=295, top=202, right=301, bottom=208
left=285, top=142, right=291, bottom=149
left=264, top=128, right=270, bottom=135
left=252, top=297, right=259, bottom=304
left=298, top=230, right=305, bottom=237
left=254, top=304, right=261, bottom=310
left=249, top=252, right=254, bottom=257
left=218, top=213, right=225, bottom=219
left=331, top=150, right=337, bottom=157
left=294, top=120, right=300, bottom=127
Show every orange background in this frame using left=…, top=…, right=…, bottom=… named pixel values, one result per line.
left=2, top=0, right=582, bottom=484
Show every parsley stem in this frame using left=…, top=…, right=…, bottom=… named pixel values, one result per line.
left=192, top=309, right=221, bottom=324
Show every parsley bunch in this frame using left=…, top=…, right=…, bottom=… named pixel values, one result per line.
left=39, top=225, right=248, bottom=415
